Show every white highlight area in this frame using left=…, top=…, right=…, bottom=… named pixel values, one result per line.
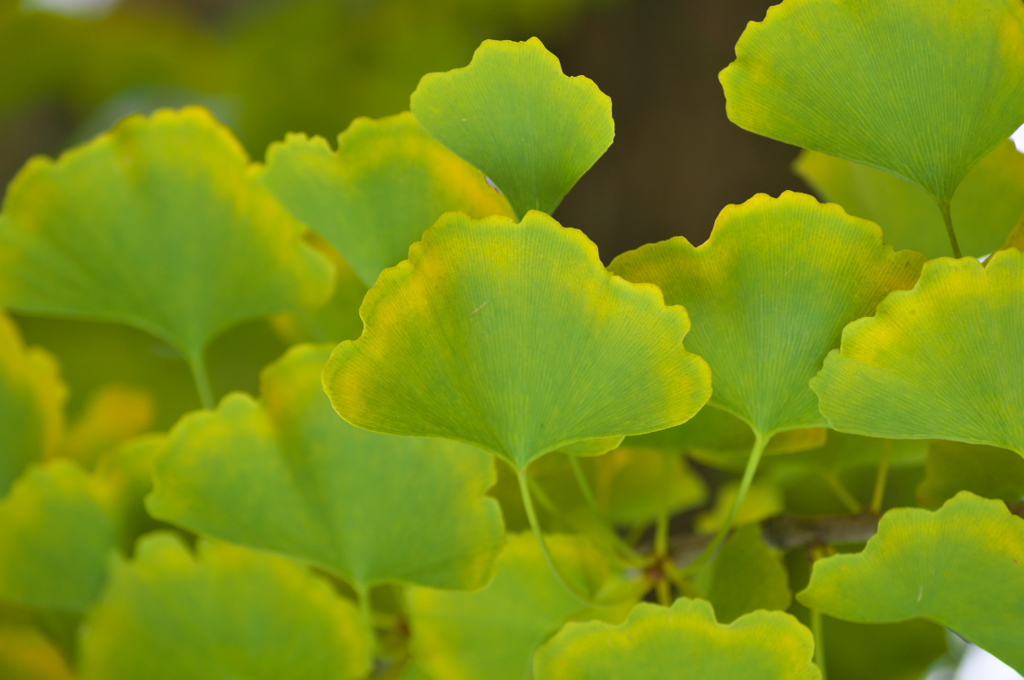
left=1013, top=123, right=1024, bottom=152
left=956, top=645, right=1023, bottom=680
left=22, top=0, right=118, bottom=18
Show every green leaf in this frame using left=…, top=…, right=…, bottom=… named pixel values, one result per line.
left=406, top=533, right=636, bottom=680
left=795, top=141, right=1024, bottom=259
left=0, top=462, right=116, bottom=611
left=588, top=446, right=707, bottom=525
left=0, top=107, right=332, bottom=369
left=60, top=384, right=154, bottom=468
left=610, top=192, right=923, bottom=438
left=533, top=597, right=821, bottom=679
left=812, top=249, right=1024, bottom=454
left=78, top=534, right=373, bottom=680
left=798, top=492, right=1024, bottom=673
left=0, top=623, right=77, bottom=680
left=695, top=480, right=784, bottom=534
left=696, top=524, right=792, bottom=624
left=147, top=344, right=504, bottom=592
left=0, top=311, right=65, bottom=496
left=820, top=619, right=948, bottom=680
left=323, top=211, right=711, bottom=470
left=721, top=0, right=1024, bottom=204
left=410, top=38, right=614, bottom=218
left=919, top=440, right=1024, bottom=506
left=261, top=112, right=513, bottom=288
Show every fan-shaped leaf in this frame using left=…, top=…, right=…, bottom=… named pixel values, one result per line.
left=533, top=597, right=820, bottom=679
left=0, top=107, right=332, bottom=372
left=406, top=533, right=636, bottom=680
left=148, top=344, right=504, bottom=591
left=410, top=38, right=613, bottom=218
left=323, top=210, right=711, bottom=470
left=611, top=192, right=923, bottom=438
left=812, top=249, right=1024, bottom=454
left=261, top=112, right=512, bottom=288
left=795, top=141, right=1024, bottom=259
left=798, top=492, right=1024, bottom=673
left=0, top=311, right=65, bottom=496
left=78, top=534, right=373, bottom=680
left=721, top=0, right=1024, bottom=204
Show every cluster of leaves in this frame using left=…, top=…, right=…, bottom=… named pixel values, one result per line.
left=2, top=0, right=1024, bottom=678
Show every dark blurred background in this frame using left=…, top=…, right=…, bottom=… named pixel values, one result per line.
left=0, top=0, right=808, bottom=257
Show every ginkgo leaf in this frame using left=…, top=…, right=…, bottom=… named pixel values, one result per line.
left=695, top=480, right=784, bottom=534
left=147, top=344, right=504, bottom=592
left=533, top=597, right=820, bottom=679
left=78, top=534, right=373, bottom=680
left=410, top=38, right=614, bottom=218
left=721, top=0, right=1024, bottom=206
left=0, top=107, right=332, bottom=397
left=822, top=619, right=948, bottom=680
left=798, top=492, right=1024, bottom=673
left=696, top=524, right=792, bottom=624
left=795, top=141, right=1024, bottom=259
left=812, top=249, right=1024, bottom=454
left=60, top=384, right=154, bottom=468
left=0, top=624, right=77, bottom=680
left=406, top=533, right=636, bottom=680
left=610, top=192, right=923, bottom=440
left=0, top=462, right=116, bottom=611
left=918, top=440, right=1024, bottom=506
left=261, top=112, right=513, bottom=288
left=0, top=311, right=65, bottom=496
left=323, top=210, right=711, bottom=470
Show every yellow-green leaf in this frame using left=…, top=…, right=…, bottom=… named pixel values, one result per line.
left=696, top=524, right=792, bottom=624
left=918, top=440, right=1024, bottom=506
left=812, top=249, right=1024, bottom=454
left=798, top=492, right=1024, bottom=673
left=533, top=597, right=820, bottom=679
left=323, top=211, right=711, bottom=470
left=410, top=38, right=613, bottom=218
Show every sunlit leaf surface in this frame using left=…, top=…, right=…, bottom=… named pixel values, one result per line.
left=411, top=38, right=613, bottom=218
left=799, top=492, right=1024, bottom=673
left=534, top=597, right=820, bottom=679
left=78, top=534, right=373, bottom=680
left=813, top=249, right=1024, bottom=454
left=323, top=211, right=711, bottom=469
left=722, top=0, right=1024, bottom=204
left=611, top=192, right=922, bottom=438
left=148, top=344, right=504, bottom=591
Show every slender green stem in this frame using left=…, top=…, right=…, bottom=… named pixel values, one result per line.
left=821, top=470, right=863, bottom=515
left=811, top=608, right=828, bottom=680
left=684, top=432, right=768, bottom=575
left=654, top=509, right=673, bottom=605
left=354, top=584, right=378, bottom=656
left=870, top=441, right=892, bottom=514
left=567, top=455, right=601, bottom=515
left=186, top=348, right=215, bottom=410
left=939, top=201, right=962, bottom=259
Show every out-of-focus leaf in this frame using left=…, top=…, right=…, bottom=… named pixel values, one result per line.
left=78, top=534, right=373, bottom=680
left=262, top=112, right=512, bottom=287
left=799, top=492, right=1024, bottom=672
left=411, top=38, right=613, bottom=218
left=813, top=250, right=1024, bottom=455
left=0, top=462, right=116, bottom=611
left=406, top=533, right=636, bottom=680
left=590, top=446, right=707, bottom=525
left=795, top=141, right=1024, bottom=259
left=0, top=311, right=65, bottom=496
left=533, top=597, right=820, bottom=679
left=822, top=618, right=948, bottom=680
left=323, top=211, right=711, bottom=470
left=0, top=107, right=332, bottom=374
left=611, top=192, right=922, bottom=440
left=695, top=480, right=784, bottom=534
left=721, top=0, right=1024, bottom=205
left=93, top=436, right=166, bottom=554
left=0, top=623, right=77, bottom=680
left=148, top=344, right=504, bottom=592
left=60, top=385, right=154, bottom=468
left=696, top=524, right=791, bottom=623
left=918, top=440, right=1024, bottom=506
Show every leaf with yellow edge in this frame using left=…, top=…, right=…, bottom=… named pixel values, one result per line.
left=78, top=534, right=373, bottom=680
left=795, top=141, right=1024, bottom=259
left=533, top=597, right=820, bottom=679
left=411, top=38, right=614, bottom=218
left=406, top=533, right=637, bottom=680
left=147, top=344, right=504, bottom=592
left=0, top=311, right=65, bottom=496
left=60, top=385, right=154, bottom=468
left=812, top=249, right=1024, bottom=454
left=611, top=192, right=923, bottom=440
left=261, top=112, right=512, bottom=288
left=323, top=211, right=711, bottom=470
left=798, top=492, right=1024, bottom=673
left=0, top=462, right=117, bottom=611
left=722, top=0, right=1024, bottom=206
left=0, top=107, right=332, bottom=395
